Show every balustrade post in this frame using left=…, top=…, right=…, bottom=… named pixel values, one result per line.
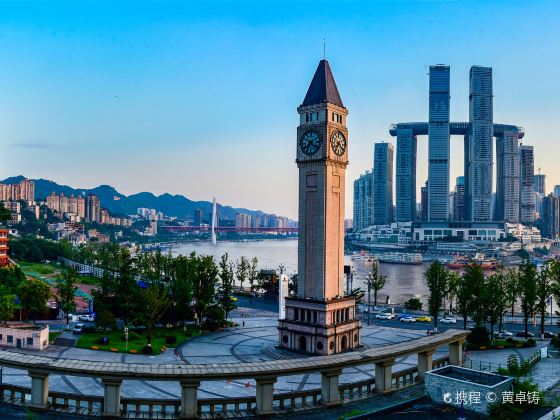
left=28, top=370, right=49, bottom=410
left=417, top=349, right=435, bottom=382
left=255, top=376, right=277, bottom=416
left=449, top=340, right=464, bottom=366
left=102, top=378, right=123, bottom=418
left=320, top=369, right=341, bottom=406
left=180, top=379, right=200, bottom=419
left=374, top=359, right=395, bottom=395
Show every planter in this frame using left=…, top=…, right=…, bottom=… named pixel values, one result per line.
left=110, top=348, right=118, bottom=352
left=91, top=346, right=99, bottom=350
left=129, top=349, right=137, bottom=354
left=479, top=346, right=487, bottom=350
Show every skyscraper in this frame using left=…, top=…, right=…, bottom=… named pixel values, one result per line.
left=428, top=65, right=450, bottom=220
left=534, top=174, right=546, bottom=195
left=453, top=176, right=465, bottom=221
left=519, top=145, right=535, bottom=224
left=420, top=181, right=428, bottom=221
left=373, top=142, right=394, bottom=225
left=465, top=66, right=493, bottom=222
left=495, top=128, right=520, bottom=222
left=554, top=185, right=560, bottom=197
left=85, top=194, right=101, bottom=223
left=353, top=171, right=372, bottom=231
left=194, top=208, right=203, bottom=226
left=542, top=193, right=560, bottom=239
left=395, top=127, right=416, bottom=221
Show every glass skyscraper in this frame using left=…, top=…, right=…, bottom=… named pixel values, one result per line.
left=353, top=171, right=372, bottom=231
left=428, top=65, right=450, bottom=221
left=519, top=145, right=536, bottom=224
left=373, top=142, right=394, bottom=225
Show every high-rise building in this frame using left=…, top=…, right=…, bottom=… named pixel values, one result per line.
left=279, top=59, right=360, bottom=355
left=541, top=193, right=560, bottom=239
left=194, top=208, right=203, bottom=226
left=19, top=179, right=35, bottom=202
left=554, top=185, right=560, bottom=197
left=420, top=181, right=428, bottom=221
left=85, top=194, right=101, bottom=223
left=453, top=176, right=465, bottom=221
left=519, top=145, right=535, bottom=224
left=373, top=142, right=394, bottom=225
left=495, top=128, right=520, bottom=222
left=395, top=127, right=417, bottom=221
left=534, top=174, right=546, bottom=195
left=353, top=170, right=372, bottom=231
left=465, top=66, right=493, bottom=222
left=428, top=65, right=450, bottom=221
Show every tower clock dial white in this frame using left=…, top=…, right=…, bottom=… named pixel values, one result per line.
left=330, top=131, right=346, bottom=156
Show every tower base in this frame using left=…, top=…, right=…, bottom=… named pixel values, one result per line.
left=277, top=296, right=361, bottom=355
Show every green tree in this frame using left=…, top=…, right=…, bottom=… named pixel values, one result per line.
left=366, top=260, right=386, bottom=308
left=18, top=278, right=51, bottom=324
left=114, top=248, right=138, bottom=325
left=217, top=253, right=236, bottom=319
left=485, top=272, right=506, bottom=337
left=0, top=203, right=11, bottom=226
left=0, top=286, right=16, bottom=325
left=192, top=254, right=219, bottom=323
left=235, top=256, right=250, bottom=290
left=140, top=285, right=171, bottom=347
left=0, top=265, right=26, bottom=293
left=536, top=263, right=553, bottom=337
left=518, top=260, right=538, bottom=335
left=248, top=257, right=259, bottom=302
left=455, top=275, right=472, bottom=330
left=171, top=255, right=195, bottom=323
left=404, top=297, right=422, bottom=311
left=446, top=271, right=461, bottom=315
left=504, top=268, right=519, bottom=320
left=425, top=261, right=449, bottom=330
left=56, top=268, right=78, bottom=325
left=463, top=262, right=486, bottom=327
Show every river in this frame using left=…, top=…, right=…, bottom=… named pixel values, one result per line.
left=171, top=239, right=429, bottom=305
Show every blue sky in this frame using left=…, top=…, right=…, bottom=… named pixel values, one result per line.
left=2, top=0, right=559, bottom=219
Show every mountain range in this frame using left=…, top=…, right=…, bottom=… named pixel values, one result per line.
left=1, top=176, right=282, bottom=221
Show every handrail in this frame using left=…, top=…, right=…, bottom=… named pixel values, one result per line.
left=0, top=330, right=468, bottom=381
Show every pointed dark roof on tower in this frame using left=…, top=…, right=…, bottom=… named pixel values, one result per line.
left=301, top=59, right=344, bottom=108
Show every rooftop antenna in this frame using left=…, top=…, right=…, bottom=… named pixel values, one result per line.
left=323, top=37, right=326, bottom=60
left=538, top=167, right=542, bottom=174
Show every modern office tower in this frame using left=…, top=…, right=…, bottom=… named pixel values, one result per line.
left=465, top=66, right=493, bottom=222
left=420, top=181, right=428, bottom=220
left=395, top=127, right=417, bottom=221
left=542, top=193, right=560, bottom=239
left=85, top=194, right=101, bottom=223
left=428, top=65, right=450, bottom=221
left=555, top=185, right=560, bottom=197
left=453, top=176, right=465, bottom=221
left=519, top=145, right=535, bottom=224
left=194, top=208, right=203, bottom=226
left=373, top=142, right=394, bottom=225
left=535, top=193, right=544, bottom=219
left=353, top=171, right=372, bottom=231
left=534, top=174, right=546, bottom=195
left=495, top=128, right=520, bottom=222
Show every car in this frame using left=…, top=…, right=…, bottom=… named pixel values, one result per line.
left=416, top=316, right=433, bottom=322
left=375, top=313, right=393, bottom=320
left=78, top=314, right=95, bottom=322
left=400, top=316, right=416, bottom=323
left=73, top=323, right=85, bottom=334
left=494, top=330, right=513, bottom=338
left=515, top=331, right=535, bottom=338
left=543, top=331, right=557, bottom=339
left=440, top=317, right=457, bottom=324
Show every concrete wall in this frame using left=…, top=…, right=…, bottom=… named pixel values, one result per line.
left=0, top=325, right=49, bottom=351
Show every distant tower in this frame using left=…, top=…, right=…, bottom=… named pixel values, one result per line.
left=211, top=198, right=217, bottom=245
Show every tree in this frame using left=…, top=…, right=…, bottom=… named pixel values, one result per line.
left=366, top=260, right=386, bottom=308
left=171, top=255, right=195, bottom=324
left=114, top=248, right=138, bottom=325
left=56, top=268, right=78, bottom=325
left=404, top=297, right=422, bottom=311
left=248, top=257, right=259, bottom=302
left=455, top=275, right=472, bottom=330
left=0, top=265, right=26, bottom=293
left=485, top=272, right=506, bottom=337
left=463, top=262, right=486, bottom=327
left=518, top=260, right=538, bottom=335
left=0, top=286, right=16, bottom=325
left=192, top=254, right=219, bottom=323
left=446, top=271, right=461, bottom=314
left=140, top=286, right=171, bottom=347
left=0, top=203, right=11, bottom=226
left=217, top=253, right=236, bottom=319
left=235, top=256, right=250, bottom=290
left=425, top=261, right=449, bottom=331
left=18, top=278, right=51, bottom=324
left=549, top=259, right=560, bottom=324
left=504, top=268, right=519, bottom=320
left=536, top=263, right=553, bottom=337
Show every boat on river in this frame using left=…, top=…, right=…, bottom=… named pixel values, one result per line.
left=446, top=253, right=499, bottom=270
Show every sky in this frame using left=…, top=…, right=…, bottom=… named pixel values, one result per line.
left=2, top=0, right=560, bottom=220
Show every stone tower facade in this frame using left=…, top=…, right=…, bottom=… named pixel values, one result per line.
left=278, top=60, right=361, bottom=355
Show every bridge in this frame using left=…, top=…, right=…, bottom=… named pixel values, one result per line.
left=161, top=225, right=298, bottom=234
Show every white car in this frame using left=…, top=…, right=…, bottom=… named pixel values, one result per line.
left=72, top=323, right=85, bottom=334
left=400, top=316, right=416, bottom=323
left=375, top=313, right=395, bottom=320
left=78, top=315, right=95, bottom=322
left=440, top=317, right=457, bottom=324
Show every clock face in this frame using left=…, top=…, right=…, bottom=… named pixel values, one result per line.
left=330, top=131, right=346, bottom=156
left=299, top=130, right=322, bottom=156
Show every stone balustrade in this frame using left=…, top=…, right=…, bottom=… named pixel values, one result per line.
left=0, top=329, right=468, bottom=418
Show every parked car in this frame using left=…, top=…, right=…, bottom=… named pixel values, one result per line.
left=515, top=331, right=535, bottom=338
left=375, top=313, right=394, bottom=320
left=440, top=317, right=457, bottom=324
left=78, top=314, right=95, bottom=322
left=493, top=330, right=513, bottom=339
left=543, top=331, right=557, bottom=339
left=416, top=316, right=432, bottom=322
left=400, top=316, right=416, bottom=323
left=73, top=323, right=85, bottom=334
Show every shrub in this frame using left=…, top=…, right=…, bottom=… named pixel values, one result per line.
left=525, top=338, right=536, bottom=347
left=123, top=332, right=140, bottom=341
left=142, top=345, right=153, bottom=354
left=467, top=326, right=490, bottom=347
left=165, top=336, right=177, bottom=345
left=83, top=326, right=96, bottom=333
left=404, top=297, right=422, bottom=311
left=95, top=336, right=109, bottom=345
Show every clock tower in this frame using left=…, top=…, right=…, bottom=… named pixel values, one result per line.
left=278, top=59, right=361, bottom=355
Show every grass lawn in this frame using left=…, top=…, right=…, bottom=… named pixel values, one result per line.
left=76, top=275, right=101, bottom=286
left=76, top=327, right=202, bottom=355
left=49, top=332, right=61, bottom=342
left=19, top=261, right=58, bottom=276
